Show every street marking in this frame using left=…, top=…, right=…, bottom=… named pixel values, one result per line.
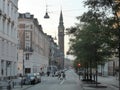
left=60, top=79, right=64, bottom=85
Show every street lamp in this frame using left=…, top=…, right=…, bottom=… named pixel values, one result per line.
left=44, top=12, right=50, bottom=19
left=44, top=10, right=50, bottom=19
left=23, top=51, right=25, bottom=76
left=44, top=0, right=50, bottom=19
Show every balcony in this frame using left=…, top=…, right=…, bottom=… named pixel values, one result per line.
left=24, top=47, right=33, bottom=52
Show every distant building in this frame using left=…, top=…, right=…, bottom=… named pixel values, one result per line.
left=98, top=56, right=119, bottom=76
left=47, top=35, right=61, bottom=69
left=0, top=0, right=18, bottom=79
left=18, top=13, right=49, bottom=75
left=64, top=58, right=73, bottom=69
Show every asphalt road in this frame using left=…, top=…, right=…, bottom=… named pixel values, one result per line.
left=25, top=69, right=83, bottom=90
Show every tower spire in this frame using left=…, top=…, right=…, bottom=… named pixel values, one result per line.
left=59, top=10, right=63, bottom=26
left=58, top=10, right=64, bottom=52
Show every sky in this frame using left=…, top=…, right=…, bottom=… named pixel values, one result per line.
left=18, top=0, right=88, bottom=59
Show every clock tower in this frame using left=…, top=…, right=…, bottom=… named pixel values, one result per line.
left=58, top=10, right=65, bottom=69
left=58, top=10, right=64, bottom=54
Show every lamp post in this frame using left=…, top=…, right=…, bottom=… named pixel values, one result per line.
left=108, top=0, right=120, bottom=89
left=23, top=51, right=25, bottom=76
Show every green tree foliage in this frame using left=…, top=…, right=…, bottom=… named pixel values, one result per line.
left=66, top=0, right=119, bottom=69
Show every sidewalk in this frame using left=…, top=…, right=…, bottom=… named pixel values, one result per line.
left=81, top=76, right=119, bottom=90
left=98, top=76, right=119, bottom=88
left=12, top=85, right=33, bottom=90
left=0, top=78, right=33, bottom=90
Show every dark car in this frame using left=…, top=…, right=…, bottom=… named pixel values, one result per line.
left=24, top=73, right=38, bottom=85
left=22, top=76, right=31, bottom=85
left=33, top=73, right=41, bottom=83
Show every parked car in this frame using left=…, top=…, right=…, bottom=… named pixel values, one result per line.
left=22, top=76, right=31, bottom=85
left=33, top=73, right=41, bottom=83
left=23, top=73, right=38, bottom=85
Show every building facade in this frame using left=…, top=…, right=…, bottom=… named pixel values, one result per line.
left=0, top=0, right=18, bottom=79
left=18, top=13, right=49, bottom=75
left=48, top=35, right=62, bottom=69
left=98, top=57, right=119, bottom=76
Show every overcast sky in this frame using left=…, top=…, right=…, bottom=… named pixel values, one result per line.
left=18, top=0, right=88, bottom=59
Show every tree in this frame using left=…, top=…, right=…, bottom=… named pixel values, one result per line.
left=66, top=0, right=119, bottom=87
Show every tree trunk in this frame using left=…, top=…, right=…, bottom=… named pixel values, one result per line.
left=96, top=60, right=98, bottom=87
left=90, top=59, right=92, bottom=81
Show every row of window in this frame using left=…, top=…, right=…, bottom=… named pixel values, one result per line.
left=0, top=39, right=17, bottom=59
left=0, top=16, right=16, bottom=38
left=1, top=60, right=16, bottom=76
left=0, top=0, right=18, bottom=22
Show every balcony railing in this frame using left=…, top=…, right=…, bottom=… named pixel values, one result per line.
left=24, top=47, right=33, bottom=52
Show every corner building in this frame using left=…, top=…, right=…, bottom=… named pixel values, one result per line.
left=18, top=13, right=49, bottom=75
left=0, top=0, right=18, bottom=79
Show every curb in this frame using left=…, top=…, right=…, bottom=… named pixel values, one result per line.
left=13, top=85, right=33, bottom=90
left=22, top=85, right=33, bottom=90
left=109, top=84, right=119, bottom=88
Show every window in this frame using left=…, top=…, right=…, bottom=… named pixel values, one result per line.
left=25, top=53, right=29, bottom=60
left=1, top=60, right=4, bottom=75
left=19, top=24, right=25, bottom=28
left=30, top=25, right=33, bottom=29
left=25, top=32, right=31, bottom=40
left=7, top=23, right=9, bottom=35
left=7, top=1, right=9, bottom=15
left=25, top=68, right=31, bottom=73
left=3, top=19, right=5, bottom=33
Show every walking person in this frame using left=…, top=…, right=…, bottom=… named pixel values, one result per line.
left=7, top=77, right=12, bottom=90
left=20, top=76, right=23, bottom=88
left=58, top=71, right=61, bottom=80
left=12, top=81, right=14, bottom=88
left=47, top=71, right=50, bottom=76
left=62, top=72, right=66, bottom=79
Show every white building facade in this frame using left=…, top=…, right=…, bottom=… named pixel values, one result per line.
left=18, top=13, right=49, bottom=75
left=0, top=0, right=18, bottom=79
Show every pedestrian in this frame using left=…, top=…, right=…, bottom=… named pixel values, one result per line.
left=62, top=72, right=66, bottom=79
left=58, top=72, right=61, bottom=80
left=20, top=76, right=23, bottom=88
left=7, top=77, right=11, bottom=90
left=12, top=81, right=14, bottom=88
left=60, top=72, right=63, bottom=80
left=47, top=71, right=50, bottom=76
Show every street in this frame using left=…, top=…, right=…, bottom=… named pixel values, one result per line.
left=11, top=69, right=119, bottom=90
left=25, top=69, right=83, bottom=90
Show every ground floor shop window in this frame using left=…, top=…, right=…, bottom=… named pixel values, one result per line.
left=25, top=68, right=31, bottom=74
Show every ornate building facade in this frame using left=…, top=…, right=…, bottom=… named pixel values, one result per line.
left=0, top=0, right=18, bottom=79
